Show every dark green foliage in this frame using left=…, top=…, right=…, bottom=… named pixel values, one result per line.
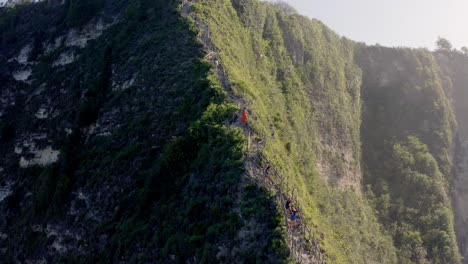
left=0, top=0, right=288, bottom=262
left=436, top=48, right=468, bottom=262
left=436, top=37, right=453, bottom=52
left=357, top=45, right=461, bottom=263
left=33, top=131, right=81, bottom=216
left=66, top=0, right=104, bottom=27
left=0, top=3, right=67, bottom=54
left=436, top=48, right=468, bottom=136
left=78, top=47, right=113, bottom=126
left=77, top=99, right=98, bottom=127
left=0, top=0, right=121, bottom=58
left=92, top=102, right=273, bottom=262
left=0, top=122, right=15, bottom=143
left=376, top=137, right=458, bottom=263
left=239, top=185, right=289, bottom=263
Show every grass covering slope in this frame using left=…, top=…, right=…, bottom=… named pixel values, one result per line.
left=193, top=0, right=397, bottom=262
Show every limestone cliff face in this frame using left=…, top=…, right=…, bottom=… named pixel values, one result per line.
left=0, top=0, right=45, bottom=8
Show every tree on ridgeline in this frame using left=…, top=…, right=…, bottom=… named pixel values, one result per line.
left=436, top=37, right=453, bottom=52
left=461, top=46, right=468, bottom=56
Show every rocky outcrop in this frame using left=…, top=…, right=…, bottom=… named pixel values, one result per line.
left=0, top=0, right=44, bottom=8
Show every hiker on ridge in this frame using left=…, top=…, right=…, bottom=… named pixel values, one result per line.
left=241, top=108, right=248, bottom=124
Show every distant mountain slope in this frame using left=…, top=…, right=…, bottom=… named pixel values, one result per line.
left=356, top=45, right=460, bottom=263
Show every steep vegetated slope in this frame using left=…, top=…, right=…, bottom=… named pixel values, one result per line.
left=193, top=0, right=397, bottom=263
left=2, top=0, right=468, bottom=263
left=0, top=0, right=288, bottom=262
left=436, top=49, right=468, bottom=263
left=194, top=1, right=468, bottom=263
left=356, top=45, right=460, bottom=263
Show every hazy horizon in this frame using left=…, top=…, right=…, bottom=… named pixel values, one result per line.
left=271, top=0, right=468, bottom=50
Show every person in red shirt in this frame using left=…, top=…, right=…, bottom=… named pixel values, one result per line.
left=241, top=109, right=247, bottom=123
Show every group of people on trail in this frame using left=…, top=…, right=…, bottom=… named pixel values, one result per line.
left=285, top=200, right=299, bottom=229
left=236, top=107, right=298, bottom=229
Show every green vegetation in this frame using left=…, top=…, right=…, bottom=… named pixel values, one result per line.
left=1, top=0, right=289, bottom=262
left=436, top=37, right=453, bottom=52
left=356, top=45, right=461, bottom=263
left=372, top=136, right=458, bottom=263
left=66, top=0, right=104, bottom=27
left=2, top=0, right=468, bottom=263
left=194, top=1, right=464, bottom=263
left=435, top=43, right=468, bottom=262
left=193, top=0, right=396, bottom=262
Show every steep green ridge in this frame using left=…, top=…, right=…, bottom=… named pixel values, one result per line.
left=194, top=0, right=467, bottom=263
left=0, top=0, right=288, bottom=262
left=193, top=0, right=396, bottom=263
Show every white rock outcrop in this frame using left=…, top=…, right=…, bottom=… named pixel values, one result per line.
left=12, top=69, right=32, bottom=81
left=16, top=44, right=32, bottom=64
left=19, top=147, right=60, bottom=168
left=65, top=19, right=110, bottom=49
left=35, top=107, right=48, bottom=119
left=0, top=181, right=12, bottom=203
left=15, top=135, right=60, bottom=167
left=52, top=51, right=76, bottom=67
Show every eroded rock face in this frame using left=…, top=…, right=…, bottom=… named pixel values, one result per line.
left=52, top=51, right=76, bottom=67
left=35, top=107, right=48, bottom=119
left=14, top=134, right=60, bottom=168
left=19, top=146, right=60, bottom=168
left=0, top=181, right=13, bottom=203
left=15, top=44, right=32, bottom=65
left=12, top=68, right=32, bottom=81
left=65, top=19, right=114, bottom=49
left=0, top=0, right=45, bottom=8
left=315, top=136, right=362, bottom=191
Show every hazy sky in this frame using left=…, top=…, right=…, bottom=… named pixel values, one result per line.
left=1, top=0, right=466, bottom=49
left=277, top=0, right=468, bottom=50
